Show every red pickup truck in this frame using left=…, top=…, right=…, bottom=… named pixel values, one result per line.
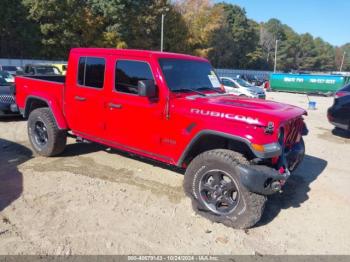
left=16, top=48, right=308, bottom=228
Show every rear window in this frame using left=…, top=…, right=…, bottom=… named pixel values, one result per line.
left=77, top=57, right=105, bottom=89
left=36, top=66, right=61, bottom=75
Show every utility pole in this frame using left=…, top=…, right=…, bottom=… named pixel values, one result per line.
left=160, top=7, right=169, bottom=52
left=274, top=39, right=279, bottom=73
left=161, top=13, right=165, bottom=52
left=340, top=51, right=346, bottom=72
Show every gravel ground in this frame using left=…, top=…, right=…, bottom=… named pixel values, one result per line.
left=0, top=92, right=349, bottom=255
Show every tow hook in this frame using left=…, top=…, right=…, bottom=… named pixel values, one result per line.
left=271, top=181, right=282, bottom=192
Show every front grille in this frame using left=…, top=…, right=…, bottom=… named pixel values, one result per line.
left=0, top=95, right=15, bottom=104
left=284, top=117, right=304, bottom=147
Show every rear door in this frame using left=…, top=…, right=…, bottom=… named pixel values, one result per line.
left=105, top=58, right=167, bottom=159
left=64, top=56, right=107, bottom=138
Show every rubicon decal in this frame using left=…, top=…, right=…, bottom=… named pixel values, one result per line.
left=190, top=108, right=260, bottom=125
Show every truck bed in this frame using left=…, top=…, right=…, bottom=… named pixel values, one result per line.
left=23, top=75, right=66, bottom=83
left=15, top=75, right=65, bottom=117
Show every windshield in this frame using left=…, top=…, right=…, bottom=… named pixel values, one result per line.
left=36, top=66, right=61, bottom=75
left=0, top=71, right=14, bottom=85
left=159, top=58, right=221, bottom=91
left=235, top=78, right=253, bottom=87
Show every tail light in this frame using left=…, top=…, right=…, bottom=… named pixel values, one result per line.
left=335, top=91, right=350, bottom=99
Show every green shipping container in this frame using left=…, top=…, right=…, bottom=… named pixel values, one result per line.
left=270, top=73, right=350, bottom=94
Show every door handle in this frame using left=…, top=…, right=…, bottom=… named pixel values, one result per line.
left=109, top=103, right=123, bottom=109
left=75, top=96, right=87, bottom=101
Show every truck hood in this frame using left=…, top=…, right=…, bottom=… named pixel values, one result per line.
left=177, top=93, right=306, bottom=126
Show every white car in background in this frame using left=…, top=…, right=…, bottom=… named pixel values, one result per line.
left=220, top=77, right=266, bottom=99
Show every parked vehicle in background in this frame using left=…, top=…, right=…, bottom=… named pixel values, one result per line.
left=52, top=63, right=67, bottom=75
left=238, top=74, right=266, bottom=87
left=220, top=77, right=266, bottom=99
left=270, top=73, right=350, bottom=95
left=22, top=64, right=62, bottom=76
left=0, top=71, right=18, bottom=116
left=0, top=65, right=22, bottom=76
left=328, top=84, right=350, bottom=131
left=16, top=48, right=308, bottom=229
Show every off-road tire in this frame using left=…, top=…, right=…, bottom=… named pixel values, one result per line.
left=28, top=108, right=67, bottom=156
left=184, top=149, right=266, bottom=229
left=288, top=138, right=305, bottom=172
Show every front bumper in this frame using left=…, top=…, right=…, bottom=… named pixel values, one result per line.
left=237, top=165, right=290, bottom=195
left=327, top=106, right=349, bottom=130
left=257, top=94, right=266, bottom=99
left=0, top=94, right=18, bottom=115
left=238, top=137, right=306, bottom=195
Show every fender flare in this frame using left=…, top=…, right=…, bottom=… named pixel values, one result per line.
left=176, top=130, right=254, bottom=167
left=24, top=95, right=68, bottom=130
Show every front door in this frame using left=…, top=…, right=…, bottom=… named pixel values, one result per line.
left=105, top=58, right=168, bottom=160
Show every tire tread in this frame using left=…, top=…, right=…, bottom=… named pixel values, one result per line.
left=184, top=149, right=266, bottom=229
left=28, top=108, right=66, bottom=156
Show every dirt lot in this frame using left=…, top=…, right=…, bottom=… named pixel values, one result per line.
left=0, top=92, right=350, bottom=255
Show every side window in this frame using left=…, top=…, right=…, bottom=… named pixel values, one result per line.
left=77, top=57, right=105, bottom=89
left=222, top=79, right=234, bottom=87
left=115, top=60, right=154, bottom=94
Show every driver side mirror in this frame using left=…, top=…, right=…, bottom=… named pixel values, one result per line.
left=138, top=80, right=157, bottom=98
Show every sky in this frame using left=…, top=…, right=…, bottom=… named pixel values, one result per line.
left=222, top=0, right=349, bottom=46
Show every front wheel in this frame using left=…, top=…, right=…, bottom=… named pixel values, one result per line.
left=286, top=138, right=305, bottom=172
left=28, top=108, right=67, bottom=156
left=184, top=149, right=266, bottom=229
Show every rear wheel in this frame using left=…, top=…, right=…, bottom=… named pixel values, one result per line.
left=184, top=149, right=266, bottom=229
left=28, top=108, right=67, bottom=156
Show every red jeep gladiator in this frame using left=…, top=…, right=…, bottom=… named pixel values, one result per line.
left=16, top=48, right=308, bottom=228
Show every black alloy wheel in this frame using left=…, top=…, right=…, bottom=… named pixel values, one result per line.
left=199, top=169, right=240, bottom=215
left=33, top=120, right=48, bottom=147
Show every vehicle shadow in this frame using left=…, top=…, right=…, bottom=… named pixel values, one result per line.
left=60, top=141, right=185, bottom=174
left=0, top=115, right=25, bottom=122
left=257, top=154, right=327, bottom=227
left=107, top=147, right=185, bottom=174
left=60, top=142, right=106, bottom=157
left=0, top=138, right=32, bottom=212
left=331, top=128, right=350, bottom=139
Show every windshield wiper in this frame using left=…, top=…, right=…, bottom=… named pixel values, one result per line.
left=197, top=86, right=225, bottom=94
left=172, top=88, right=207, bottom=96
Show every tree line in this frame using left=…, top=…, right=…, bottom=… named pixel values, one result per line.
left=0, top=0, right=349, bottom=72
